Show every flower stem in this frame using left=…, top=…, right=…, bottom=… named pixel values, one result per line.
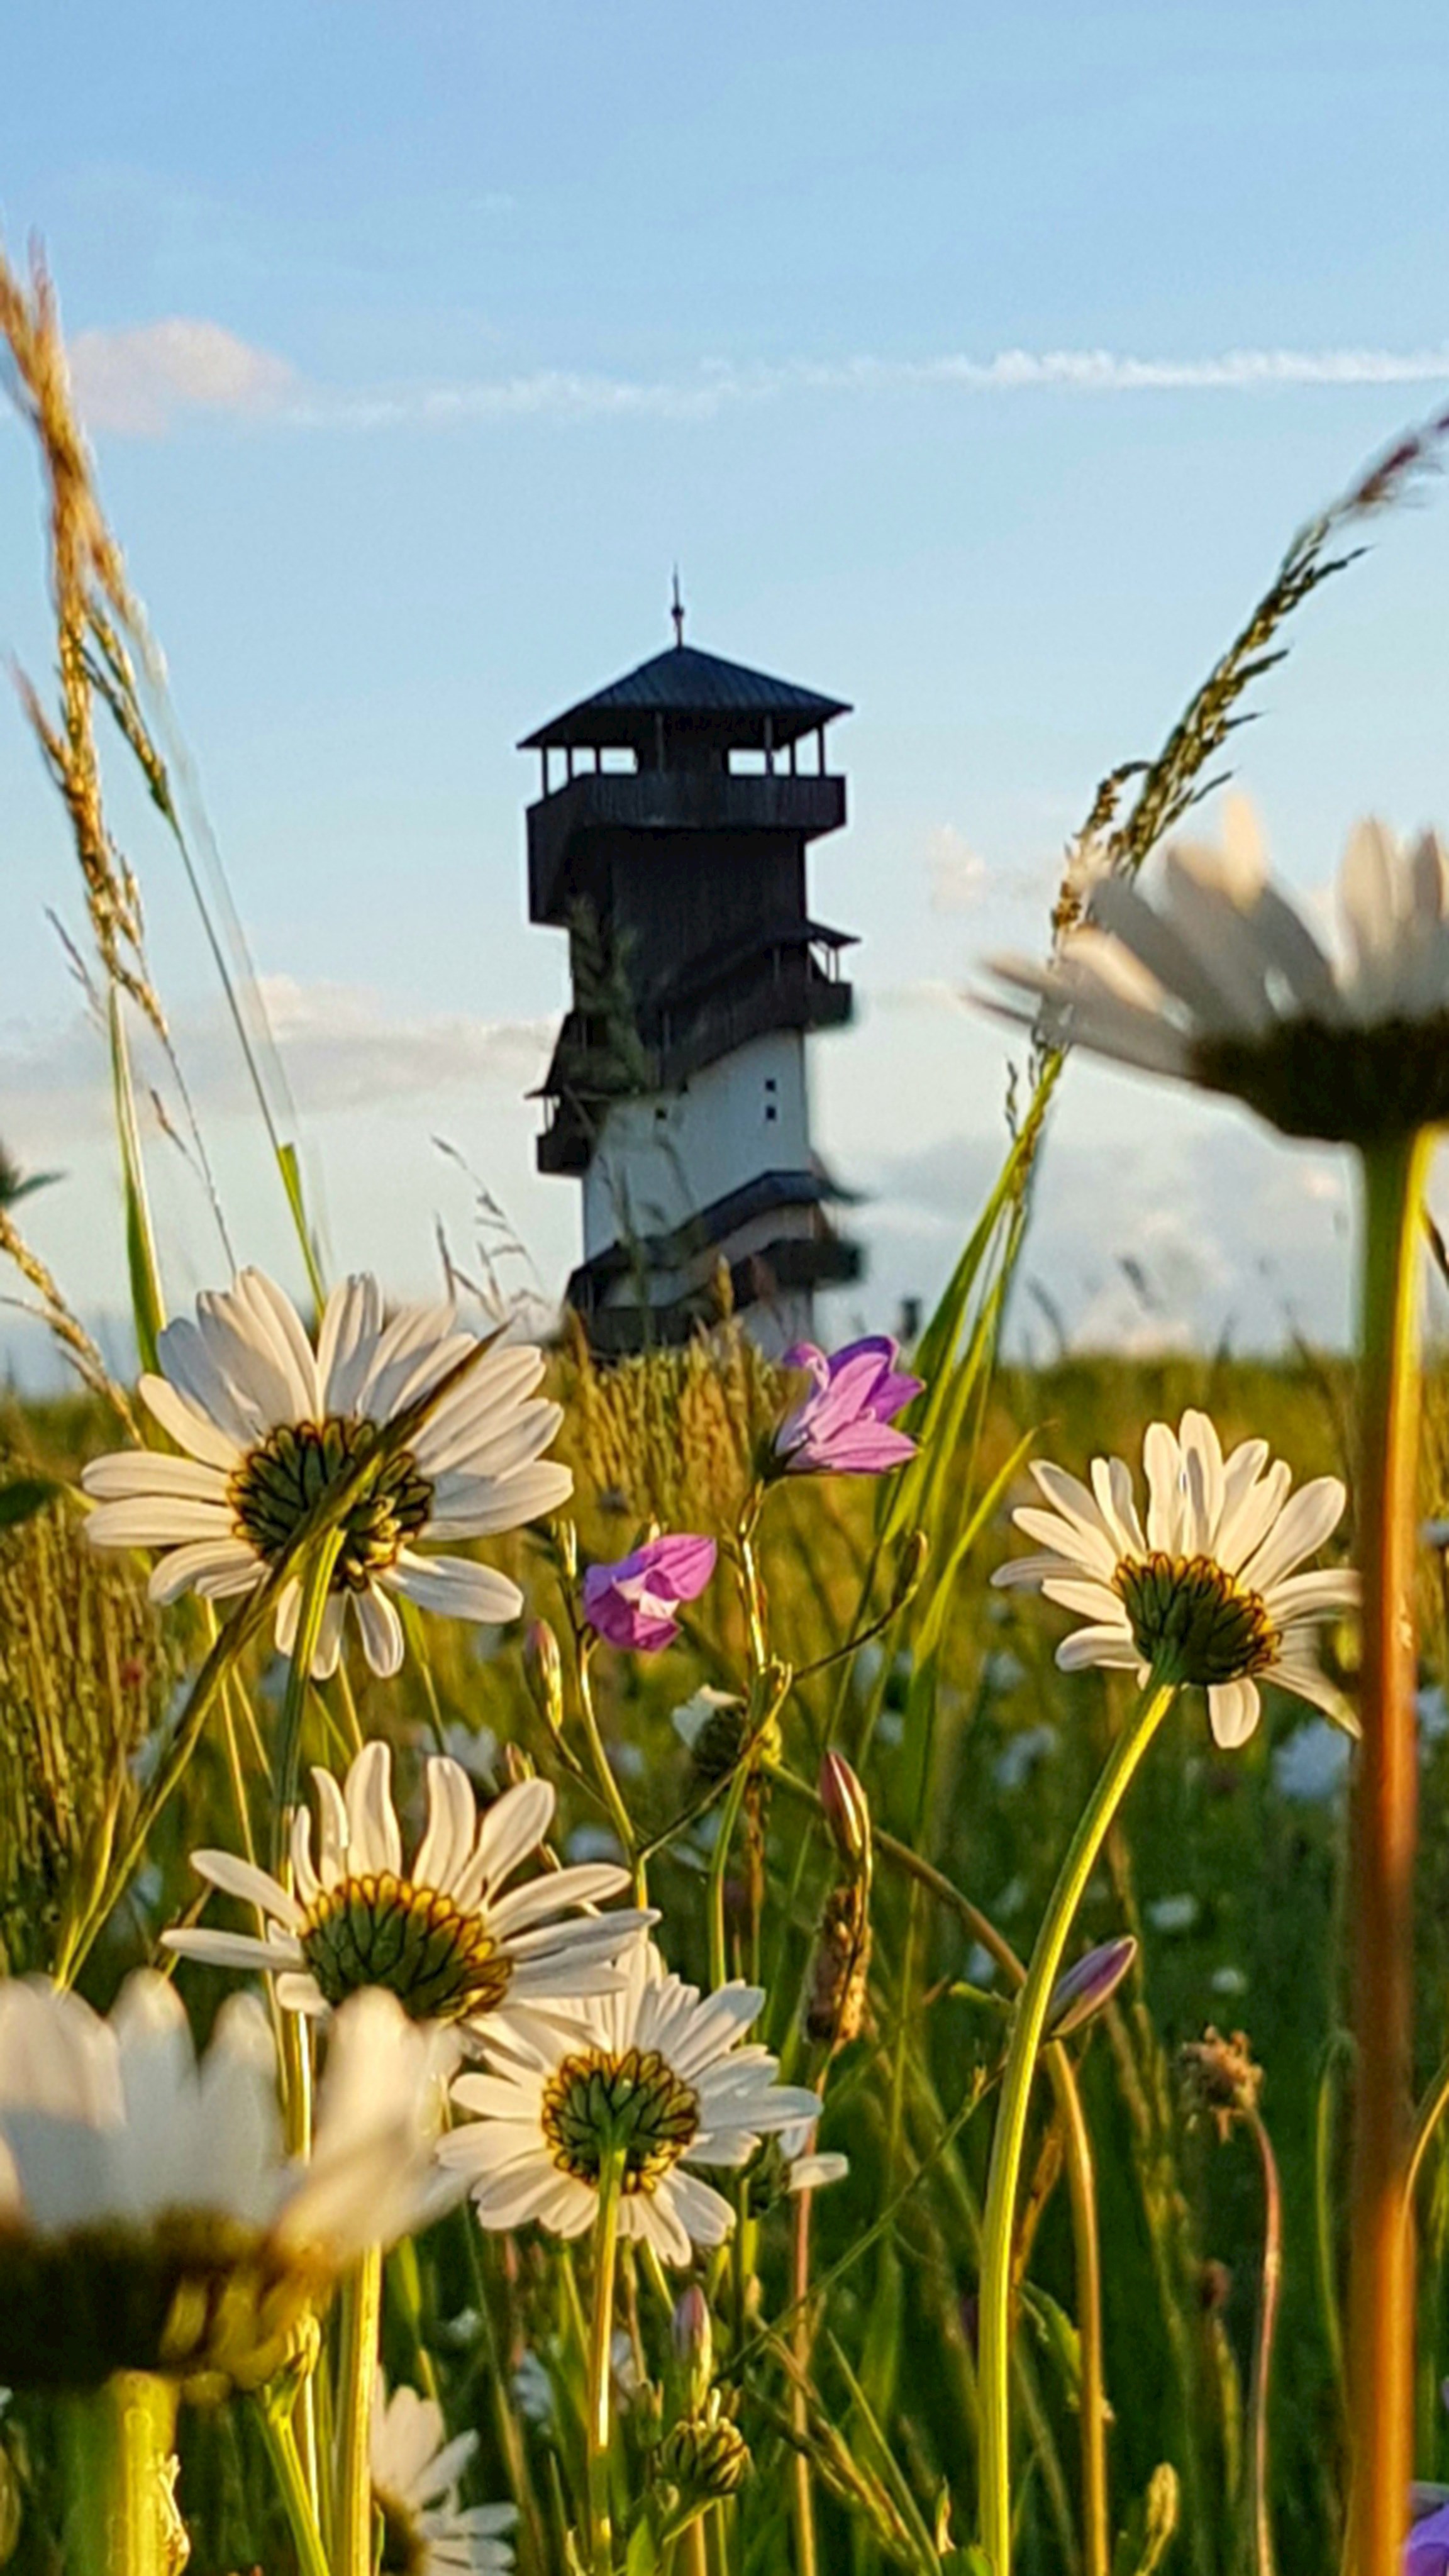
left=708, top=1760, right=752, bottom=1992
left=1346, top=1128, right=1431, bottom=2576
left=587, top=2145, right=626, bottom=2576
left=255, top=2390, right=332, bottom=2576
left=271, top=1528, right=343, bottom=1877
left=1244, top=2107, right=1282, bottom=2576
left=577, top=1642, right=647, bottom=1905
left=791, top=2171, right=820, bottom=2576
left=335, top=2245, right=382, bottom=2576
left=977, top=1675, right=1177, bottom=2576
left=60, top=2372, right=180, bottom=2576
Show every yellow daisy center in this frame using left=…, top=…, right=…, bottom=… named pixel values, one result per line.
left=1113, top=1551, right=1277, bottom=1687
left=227, top=1416, right=433, bottom=1589
left=540, top=2046, right=701, bottom=2196
left=301, top=1873, right=511, bottom=2022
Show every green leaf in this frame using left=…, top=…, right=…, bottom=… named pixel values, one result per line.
left=0, top=1477, right=58, bottom=1529
left=625, top=2514, right=659, bottom=2575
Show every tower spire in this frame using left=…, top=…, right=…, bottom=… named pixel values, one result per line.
left=670, top=567, right=686, bottom=648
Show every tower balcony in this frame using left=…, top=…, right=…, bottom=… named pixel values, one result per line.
left=527, top=770, right=847, bottom=924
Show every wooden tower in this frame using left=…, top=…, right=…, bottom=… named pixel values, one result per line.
left=523, top=612, right=861, bottom=1352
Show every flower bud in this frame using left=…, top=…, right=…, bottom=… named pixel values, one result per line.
left=804, top=1884, right=872, bottom=2046
left=670, top=2284, right=713, bottom=2410
left=659, top=2399, right=750, bottom=2502
left=499, top=1740, right=536, bottom=1792
left=1045, top=1935, right=1137, bottom=2041
left=1180, top=2025, right=1263, bottom=2141
left=524, top=1619, right=565, bottom=1735
left=891, top=1527, right=930, bottom=1612
left=819, top=1750, right=872, bottom=1878
left=673, top=1688, right=750, bottom=1782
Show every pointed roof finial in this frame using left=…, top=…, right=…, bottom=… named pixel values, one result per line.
left=670, top=567, right=686, bottom=648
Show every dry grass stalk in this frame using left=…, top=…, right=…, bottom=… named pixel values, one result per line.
left=1050, top=408, right=1449, bottom=947
left=0, top=240, right=167, bottom=1036
left=0, top=1489, right=170, bottom=1972
left=558, top=1300, right=786, bottom=1533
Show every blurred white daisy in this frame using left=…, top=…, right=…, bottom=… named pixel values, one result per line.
left=0, top=1972, right=458, bottom=2392
left=165, top=1741, right=652, bottom=2030
left=987, top=804, right=1449, bottom=1144
left=82, top=1269, right=573, bottom=1677
left=371, top=2375, right=516, bottom=2573
left=440, top=1941, right=821, bottom=2268
left=779, top=2119, right=849, bottom=2194
left=993, top=1408, right=1356, bottom=1748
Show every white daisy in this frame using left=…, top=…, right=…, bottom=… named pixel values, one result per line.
left=438, top=1940, right=821, bottom=2268
left=986, top=803, right=1449, bottom=1143
left=992, top=1408, right=1357, bottom=1748
left=370, top=2374, right=516, bottom=2574
left=0, top=1972, right=458, bottom=2392
left=164, top=1741, right=652, bottom=2031
left=80, top=1268, right=573, bottom=1677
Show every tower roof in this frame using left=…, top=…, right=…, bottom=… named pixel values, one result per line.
left=519, top=642, right=850, bottom=754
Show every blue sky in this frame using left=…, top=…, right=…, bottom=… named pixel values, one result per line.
left=4, top=1, right=1449, bottom=1376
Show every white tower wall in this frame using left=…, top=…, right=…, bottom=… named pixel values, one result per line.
left=582, top=1029, right=809, bottom=1260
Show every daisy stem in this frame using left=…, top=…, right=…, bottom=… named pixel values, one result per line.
left=60, top=2371, right=179, bottom=2576
left=335, top=2243, right=382, bottom=2576
left=255, top=2389, right=332, bottom=2576
left=1346, top=1127, right=1431, bottom=2576
left=587, top=2143, right=627, bottom=2576
left=270, top=1528, right=344, bottom=1879
left=977, top=1673, right=1178, bottom=2576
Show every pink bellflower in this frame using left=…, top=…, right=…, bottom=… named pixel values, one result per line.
left=582, top=1535, right=718, bottom=1653
left=772, top=1337, right=921, bottom=1477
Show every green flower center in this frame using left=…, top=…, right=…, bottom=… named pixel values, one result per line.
left=227, top=1416, right=434, bottom=1590
left=541, top=2046, right=700, bottom=2195
left=1114, top=1552, right=1277, bottom=1687
left=301, top=1873, right=511, bottom=2022
left=1195, top=1013, right=1449, bottom=1146
left=376, top=2490, right=427, bottom=2576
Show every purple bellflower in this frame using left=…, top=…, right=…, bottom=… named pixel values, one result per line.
left=772, top=1337, right=922, bottom=1477
left=582, top=1535, right=718, bottom=1653
left=1407, top=2499, right=1449, bottom=2576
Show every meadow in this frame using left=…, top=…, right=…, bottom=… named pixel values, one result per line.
left=3, top=238, right=1449, bottom=2576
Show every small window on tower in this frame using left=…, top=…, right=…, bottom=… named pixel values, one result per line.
left=655, top=1105, right=668, bottom=1124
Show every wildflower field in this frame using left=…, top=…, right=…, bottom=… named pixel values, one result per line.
left=7, top=239, right=1449, bottom=2576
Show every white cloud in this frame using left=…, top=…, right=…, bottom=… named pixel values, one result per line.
left=926, top=824, right=988, bottom=913
left=57, top=323, right=1449, bottom=440
left=69, top=319, right=296, bottom=436
left=0, top=979, right=557, bottom=1138
left=857, top=1084, right=1358, bottom=1356
left=252, top=975, right=555, bottom=1114
left=309, top=344, right=1449, bottom=433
